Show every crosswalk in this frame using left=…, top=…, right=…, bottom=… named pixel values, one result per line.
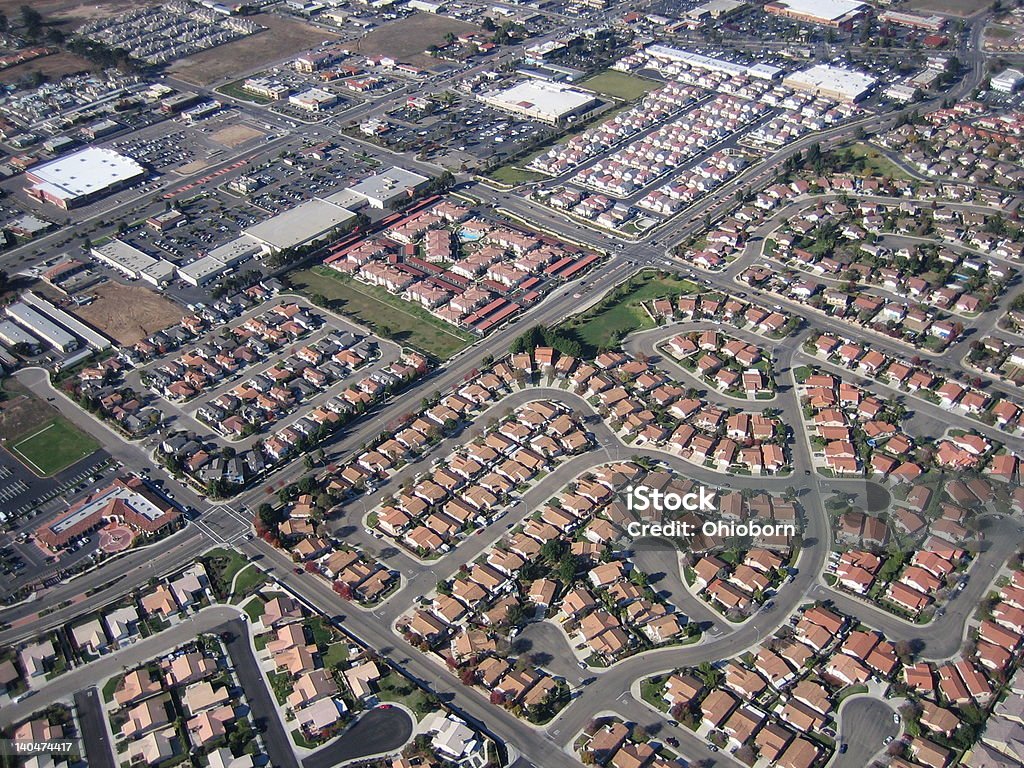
left=191, top=504, right=252, bottom=545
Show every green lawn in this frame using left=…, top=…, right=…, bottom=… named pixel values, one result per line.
left=203, top=548, right=258, bottom=601
left=242, top=597, right=266, bottom=624
left=376, top=670, right=436, bottom=719
left=230, top=565, right=267, bottom=603
left=557, top=270, right=698, bottom=356
left=289, top=267, right=473, bottom=360
left=322, top=642, right=349, bottom=670
left=486, top=165, right=548, bottom=186
left=581, top=70, right=661, bottom=101
left=10, top=418, right=99, bottom=476
left=848, top=142, right=914, bottom=181
left=102, top=672, right=124, bottom=704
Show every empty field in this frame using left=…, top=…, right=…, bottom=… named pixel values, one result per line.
left=580, top=70, right=661, bottom=101
left=72, top=282, right=183, bottom=346
left=11, top=418, right=99, bottom=477
left=169, top=14, right=340, bottom=86
left=0, top=379, right=59, bottom=445
left=0, top=52, right=95, bottom=85
left=906, top=0, right=989, bottom=16
left=211, top=124, right=265, bottom=148
left=355, top=14, right=481, bottom=68
left=28, top=0, right=160, bottom=24
left=290, top=267, right=473, bottom=360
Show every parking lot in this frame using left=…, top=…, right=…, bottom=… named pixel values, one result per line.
left=372, top=98, right=555, bottom=169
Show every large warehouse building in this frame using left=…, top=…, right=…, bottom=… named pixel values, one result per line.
left=783, top=64, right=877, bottom=102
left=5, top=302, right=78, bottom=353
left=764, top=0, right=869, bottom=29
left=243, top=198, right=358, bottom=255
left=25, top=147, right=146, bottom=209
left=478, top=79, right=603, bottom=125
left=91, top=240, right=176, bottom=287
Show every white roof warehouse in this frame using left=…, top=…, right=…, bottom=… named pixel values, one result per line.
left=478, top=80, right=602, bottom=125
left=25, top=147, right=146, bottom=209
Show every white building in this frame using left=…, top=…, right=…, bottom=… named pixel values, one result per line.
left=348, top=167, right=431, bottom=209
left=25, top=147, right=146, bottom=209
left=91, top=240, right=175, bottom=287
left=478, top=79, right=602, bottom=125
left=243, top=198, right=357, bottom=254
left=5, top=302, right=78, bottom=353
left=783, top=64, right=877, bottom=102
left=764, top=0, right=868, bottom=28
left=992, top=68, right=1024, bottom=94
left=288, top=88, right=338, bottom=111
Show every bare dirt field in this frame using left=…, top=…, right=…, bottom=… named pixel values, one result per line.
left=72, top=282, right=183, bottom=346
left=25, top=0, right=161, bottom=25
left=175, top=159, right=210, bottom=175
left=0, top=379, right=58, bottom=444
left=168, top=14, right=339, bottom=86
left=906, top=0, right=989, bottom=17
left=0, top=51, right=94, bottom=85
left=211, top=124, right=265, bottom=148
left=354, top=13, right=480, bottom=68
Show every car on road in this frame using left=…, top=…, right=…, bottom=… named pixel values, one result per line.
left=884, top=736, right=893, bottom=745
left=839, top=744, right=847, bottom=754
left=293, top=567, right=303, bottom=575
left=893, top=713, right=901, bottom=724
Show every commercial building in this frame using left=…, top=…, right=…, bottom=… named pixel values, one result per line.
left=885, top=83, right=920, bottom=103
left=645, top=45, right=784, bottom=80
left=35, top=477, right=180, bottom=550
left=289, top=88, right=338, bottom=111
left=878, top=10, right=946, bottom=33
left=5, top=302, right=78, bottom=353
left=783, top=64, right=877, bottom=102
left=0, top=320, right=40, bottom=353
left=992, top=68, right=1024, bottom=94
left=178, top=235, right=261, bottom=286
left=686, top=0, right=746, bottom=20
left=478, top=79, right=602, bottom=125
left=21, top=291, right=112, bottom=351
left=179, top=257, right=228, bottom=287
left=243, top=198, right=357, bottom=254
left=348, top=167, right=431, bottom=209
left=91, top=240, right=176, bottom=287
left=243, top=76, right=290, bottom=100
left=25, top=147, right=146, bottom=209
left=764, top=0, right=868, bottom=29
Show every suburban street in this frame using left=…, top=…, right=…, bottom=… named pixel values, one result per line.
left=2, top=6, right=1020, bottom=768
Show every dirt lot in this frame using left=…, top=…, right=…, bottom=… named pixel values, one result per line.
left=354, top=13, right=480, bottom=68
left=0, top=51, right=95, bottom=85
left=906, top=0, right=989, bottom=17
left=71, top=282, right=183, bottom=346
left=169, top=14, right=340, bottom=86
left=24, top=0, right=161, bottom=25
left=211, top=124, right=265, bottom=148
left=0, top=379, right=58, bottom=444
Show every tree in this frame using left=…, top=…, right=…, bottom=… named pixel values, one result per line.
left=20, top=5, right=43, bottom=39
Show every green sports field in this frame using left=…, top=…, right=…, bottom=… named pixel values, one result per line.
left=11, top=418, right=100, bottom=477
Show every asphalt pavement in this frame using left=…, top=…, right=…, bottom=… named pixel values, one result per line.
left=301, top=707, right=414, bottom=768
